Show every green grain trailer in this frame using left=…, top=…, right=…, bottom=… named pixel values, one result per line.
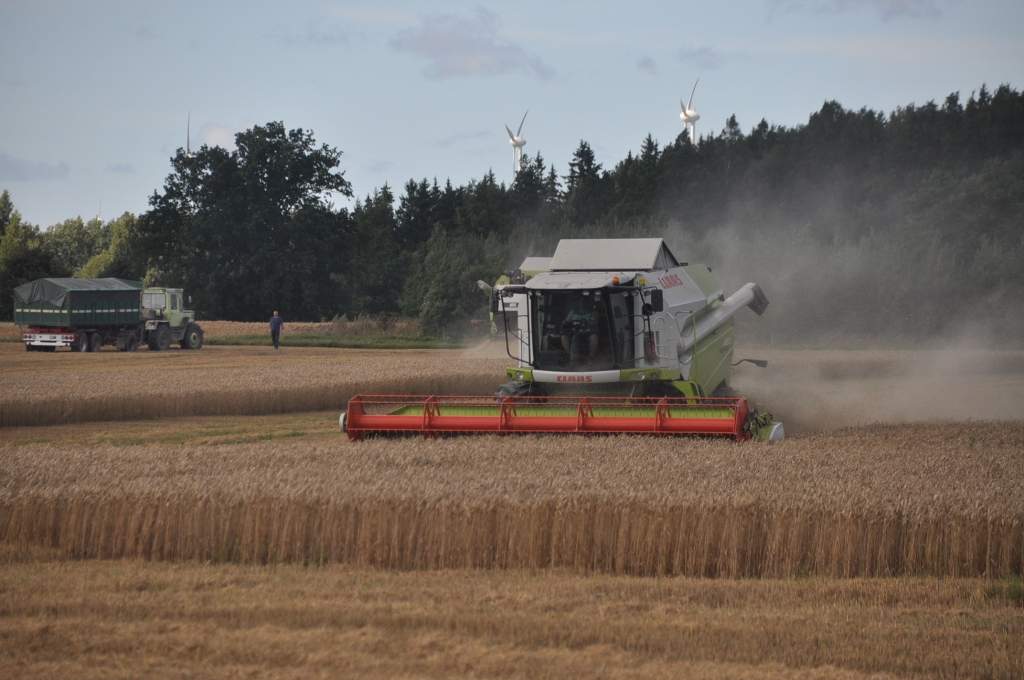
left=14, top=277, right=203, bottom=352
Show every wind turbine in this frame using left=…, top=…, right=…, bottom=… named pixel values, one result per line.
left=505, top=110, right=528, bottom=174
left=680, top=78, right=700, bottom=144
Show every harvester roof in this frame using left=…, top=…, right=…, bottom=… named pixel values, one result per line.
left=526, top=271, right=630, bottom=290
left=518, top=256, right=552, bottom=276
left=549, top=238, right=679, bottom=272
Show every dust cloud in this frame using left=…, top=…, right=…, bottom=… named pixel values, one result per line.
left=662, top=221, right=1024, bottom=431
left=732, top=347, right=1024, bottom=433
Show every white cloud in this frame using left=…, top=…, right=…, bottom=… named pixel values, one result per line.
left=637, top=55, right=658, bottom=76
left=327, top=5, right=414, bottom=27
left=436, top=130, right=491, bottom=148
left=390, top=7, right=554, bottom=80
left=365, top=160, right=394, bottom=173
left=201, top=125, right=235, bottom=149
left=0, top=153, right=70, bottom=181
left=269, top=24, right=350, bottom=47
left=769, top=0, right=942, bottom=21
left=677, top=46, right=726, bottom=70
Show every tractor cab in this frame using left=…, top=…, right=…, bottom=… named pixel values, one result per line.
left=142, top=287, right=194, bottom=329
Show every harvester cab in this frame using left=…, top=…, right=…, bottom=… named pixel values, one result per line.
left=488, top=256, right=552, bottom=336
left=342, top=238, right=784, bottom=442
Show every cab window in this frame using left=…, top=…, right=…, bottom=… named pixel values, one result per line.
left=143, top=292, right=165, bottom=309
left=170, top=294, right=180, bottom=310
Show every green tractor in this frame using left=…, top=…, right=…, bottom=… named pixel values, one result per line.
left=142, top=287, right=204, bottom=351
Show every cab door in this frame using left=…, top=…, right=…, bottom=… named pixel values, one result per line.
left=168, top=292, right=182, bottom=327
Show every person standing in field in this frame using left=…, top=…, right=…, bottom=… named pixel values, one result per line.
left=270, top=310, right=284, bottom=350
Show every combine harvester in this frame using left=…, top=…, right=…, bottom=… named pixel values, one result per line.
left=341, top=238, right=784, bottom=442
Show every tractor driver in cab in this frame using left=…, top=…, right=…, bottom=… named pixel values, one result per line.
left=560, top=292, right=610, bottom=367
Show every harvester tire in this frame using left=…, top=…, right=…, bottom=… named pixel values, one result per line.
left=496, top=380, right=541, bottom=400
left=180, top=324, right=203, bottom=350
left=712, top=383, right=739, bottom=398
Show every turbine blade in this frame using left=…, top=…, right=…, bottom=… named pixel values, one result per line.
left=680, top=98, right=685, bottom=113
left=688, top=78, right=700, bottom=110
left=505, top=124, right=515, bottom=140
left=516, top=110, right=529, bottom=136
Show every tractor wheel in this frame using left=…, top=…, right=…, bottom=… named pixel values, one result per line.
left=180, top=324, right=203, bottom=350
left=155, top=325, right=171, bottom=351
left=88, top=332, right=103, bottom=353
left=73, top=333, right=89, bottom=353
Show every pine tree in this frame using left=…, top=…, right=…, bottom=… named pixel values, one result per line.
left=0, top=190, right=13, bottom=237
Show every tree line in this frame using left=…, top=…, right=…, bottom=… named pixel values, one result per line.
left=2, top=84, right=1022, bottom=342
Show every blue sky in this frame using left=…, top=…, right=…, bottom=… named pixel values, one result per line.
left=1, top=0, right=1021, bottom=227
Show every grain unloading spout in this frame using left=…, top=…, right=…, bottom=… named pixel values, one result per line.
left=678, top=282, right=769, bottom=355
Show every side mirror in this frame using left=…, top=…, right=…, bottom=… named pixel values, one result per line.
left=649, top=289, right=664, bottom=313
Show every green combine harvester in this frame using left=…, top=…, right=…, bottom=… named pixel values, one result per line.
left=342, top=238, right=783, bottom=442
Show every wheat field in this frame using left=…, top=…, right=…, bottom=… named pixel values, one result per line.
left=2, top=417, right=1020, bottom=577
left=3, top=339, right=1023, bottom=430
left=2, top=341, right=1023, bottom=677
left=0, top=342, right=505, bottom=427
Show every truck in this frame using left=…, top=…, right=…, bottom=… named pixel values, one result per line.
left=14, top=277, right=204, bottom=352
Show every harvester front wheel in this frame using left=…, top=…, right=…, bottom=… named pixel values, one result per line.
left=496, top=380, right=540, bottom=400
left=712, top=383, right=739, bottom=398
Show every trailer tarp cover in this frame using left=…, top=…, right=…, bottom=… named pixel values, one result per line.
left=14, top=278, right=143, bottom=308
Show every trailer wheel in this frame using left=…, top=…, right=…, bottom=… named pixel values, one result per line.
left=73, top=333, right=89, bottom=353
left=88, top=332, right=103, bottom=352
left=180, top=324, right=203, bottom=350
left=126, top=333, right=139, bottom=352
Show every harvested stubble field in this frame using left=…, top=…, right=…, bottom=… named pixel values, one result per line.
left=1, top=551, right=1021, bottom=679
